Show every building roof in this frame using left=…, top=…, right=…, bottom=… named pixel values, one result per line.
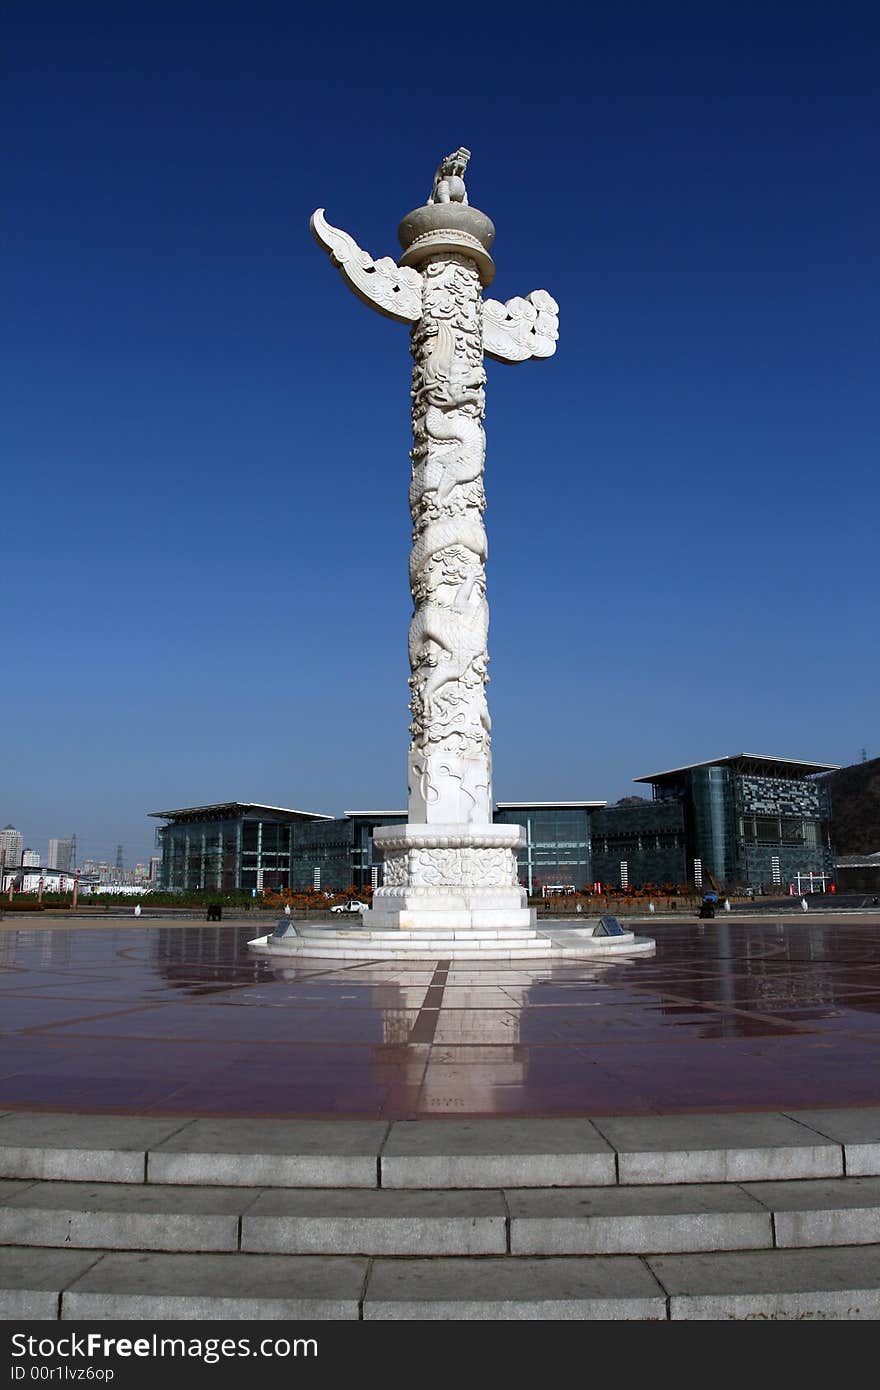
left=148, top=802, right=333, bottom=822
left=495, top=801, right=607, bottom=810
left=634, top=753, right=840, bottom=785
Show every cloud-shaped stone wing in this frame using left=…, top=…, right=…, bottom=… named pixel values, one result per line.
left=310, top=209, right=423, bottom=324
left=483, top=290, right=559, bottom=363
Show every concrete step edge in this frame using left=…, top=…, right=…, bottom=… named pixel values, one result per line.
left=1, top=1112, right=876, bottom=1188
left=6, top=1246, right=880, bottom=1321
left=5, top=1178, right=880, bottom=1256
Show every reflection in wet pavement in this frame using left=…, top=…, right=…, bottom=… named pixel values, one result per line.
left=0, top=916, right=879, bottom=1117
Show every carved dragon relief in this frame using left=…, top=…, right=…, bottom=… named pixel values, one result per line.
left=381, top=846, right=517, bottom=889
left=407, top=257, right=490, bottom=780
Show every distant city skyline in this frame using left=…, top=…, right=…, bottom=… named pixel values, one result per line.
left=6, top=3, right=877, bottom=866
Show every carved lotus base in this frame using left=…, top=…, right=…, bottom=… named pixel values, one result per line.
left=366, top=822, right=535, bottom=932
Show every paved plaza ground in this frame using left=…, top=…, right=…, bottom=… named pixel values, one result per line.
left=2, top=911, right=879, bottom=1119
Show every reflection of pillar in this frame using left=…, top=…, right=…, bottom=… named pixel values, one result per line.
left=41, top=931, right=72, bottom=968
left=413, top=981, right=530, bottom=1115
left=381, top=1010, right=415, bottom=1046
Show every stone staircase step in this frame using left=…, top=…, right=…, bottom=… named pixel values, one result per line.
left=0, top=1247, right=103, bottom=1320
left=294, top=928, right=540, bottom=942
left=367, top=1248, right=880, bottom=1320
left=742, top=1176, right=880, bottom=1248
left=779, top=1107, right=880, bottom=1177
left=7, top=1242, right=880, bottom=1320
left=590, top=1112, right=843, bottom=1184
left=362, top=1255, right=666, bottom=1320
left=1, top=1112, right=872, bottom=1192
left=0, top=1180, right=253, bottom=1252
left=646, top=1245, right=880, bottom=1320
left=267, top=944, right=567, bottom=961
left=146, top=1119, right=389, bottom=1188
left=9, top=1176, right=880, bottom=1259
left=380, top=1118, right=616, bottom=1189
left=0, top=1248, right=366, bottom=1321
left=256, top=936, right=651, bottom=960
left=241, top=1188, right=507, bottom=1255
left=507, top=1183, right=773, bottom=1254
left=0, top=1114, right=188, bottom=1183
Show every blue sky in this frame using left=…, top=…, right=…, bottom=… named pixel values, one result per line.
left=5, top=1, right=878, bottom=865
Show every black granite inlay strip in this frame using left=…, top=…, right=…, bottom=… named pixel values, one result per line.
left=408, top=960, right=450, bottom=1044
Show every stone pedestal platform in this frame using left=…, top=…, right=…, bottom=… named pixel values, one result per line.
left=249, top=922, right=655, bottom=962
left=365, top=822, right=534, bottom=934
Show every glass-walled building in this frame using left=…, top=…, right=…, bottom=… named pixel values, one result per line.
left=152, top=756, right=838, bottom=897
left=151, top=803, right=333, bottom=893
left=346, top=811, right=407, bottom=891
left=286, top=817, right=356, bottom=892
left=153, top=803, right=409, bottom=894
left=154, top=801, right=603, bottom=895
left=590, top=798, right=688, bottom=889
left=286, top=811, right=409, bottom=891
left=633, top=754, right=837, bottom=891
left=494, top=802, right=603, bottom=893
left=285, top=812, right=408, bottom=892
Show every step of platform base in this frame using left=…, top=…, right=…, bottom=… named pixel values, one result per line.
left=299, top=927, right=541, bottom=942
left=250, top=929, right=654, bottom=960
left=2, top=1112, right=876, bottom=1189
left=6, top=1177, right=880, bottom=1258
left=6, top=1245, right=880, bottom=1320
left=0, top=1247, right=365, bottom=1321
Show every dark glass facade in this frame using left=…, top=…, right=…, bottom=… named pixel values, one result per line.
left=635, top=758, right=835, bottom=890
left=153, top=760, right=835, bottom=897
left=730, top=770, right=833, bottom=888
left=155, top=805, right=332, bottom=893
left=288, top=813, right=409, bottom=891
left=494, top=805, right=593, bottom=892
left=590, top=799, right=688, bottom=888
left=155, top=805, right=410, bottom=894
left=161, top=817, right=242, bottom=893
left=348, top=813, right=407, bottom=890
left=689, top=766, right=737, bottom=885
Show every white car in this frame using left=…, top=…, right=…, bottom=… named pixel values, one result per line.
left=330, top=900, right=370, bottom=914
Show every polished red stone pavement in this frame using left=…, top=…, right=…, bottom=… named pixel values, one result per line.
left=1, top=915, right=880, bottom=1119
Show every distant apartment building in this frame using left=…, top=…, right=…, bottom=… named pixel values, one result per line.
left=3, top=869, right=77, bottom=893
left=47, top=837, right=76, bottom=872
left=21, top=849, right=40, bottom=867
left=0, top=826, right=23, bottom=872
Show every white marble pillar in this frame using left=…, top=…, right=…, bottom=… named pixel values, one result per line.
left=311, top=150, right=559, bottom=931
